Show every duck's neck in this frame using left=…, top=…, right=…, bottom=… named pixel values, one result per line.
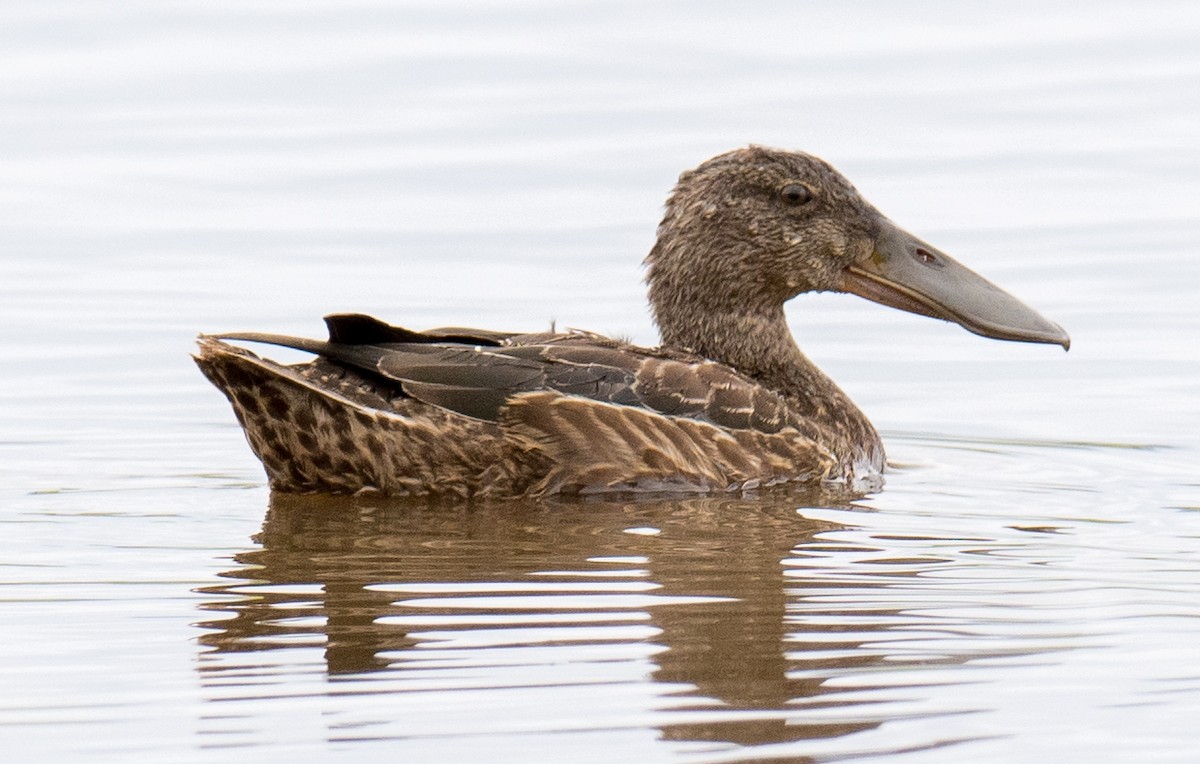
left=658, top=307, right=835, bottom=412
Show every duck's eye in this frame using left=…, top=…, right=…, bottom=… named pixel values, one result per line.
left=780, top=183, right=813, bottom=206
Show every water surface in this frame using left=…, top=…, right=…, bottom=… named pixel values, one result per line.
left=2, top=1, right=1199, bottom=762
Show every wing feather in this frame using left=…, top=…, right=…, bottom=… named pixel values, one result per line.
left=216, top=314, right=795, bottom=436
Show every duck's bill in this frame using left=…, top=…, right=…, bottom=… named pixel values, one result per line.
left=840, top=223, right=1070, bottom=350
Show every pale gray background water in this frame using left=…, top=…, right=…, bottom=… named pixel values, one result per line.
left=2, top=1, right=1199, bottom=762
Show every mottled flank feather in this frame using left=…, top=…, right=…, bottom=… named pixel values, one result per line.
left=499, top=391, right=832, bottom=495
left=195, top=337, right=514, bottom=496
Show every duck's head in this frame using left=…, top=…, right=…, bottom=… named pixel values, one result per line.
left=646, top=146, right=1069, bottom=350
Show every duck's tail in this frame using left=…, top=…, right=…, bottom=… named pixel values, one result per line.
left=193, top=335, right=506, bottom=496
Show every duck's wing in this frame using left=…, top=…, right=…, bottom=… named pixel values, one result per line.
left=217, top=313, right=793, bottom=434
left=323, top=312, right=519, bottom=346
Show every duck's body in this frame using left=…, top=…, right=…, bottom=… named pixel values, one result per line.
left=196, top=321, right=874, bottom=497
left=196, top=147, right=1068, bottom=498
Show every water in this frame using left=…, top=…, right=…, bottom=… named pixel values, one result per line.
left=2, top=1, right=1199, bottom=761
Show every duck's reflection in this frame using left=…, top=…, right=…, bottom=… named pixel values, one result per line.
left=197, top=488, right=882, bottom=747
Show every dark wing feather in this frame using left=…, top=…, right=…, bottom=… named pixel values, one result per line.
left=630, top=355, right=789, bottom=433
left=324, top=313, right=511, bottom=346
left=376, top=346, right=547, bottom=389
left=218, top=314, right=792, bottom=433
left=398, top=382, right=515, bottom=421
left=534, top=345, right=642, bottom=406
left=374, top=342, right=644, bottom=419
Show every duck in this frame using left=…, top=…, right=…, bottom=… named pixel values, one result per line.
left=195, top=146, right=1069, bottom=498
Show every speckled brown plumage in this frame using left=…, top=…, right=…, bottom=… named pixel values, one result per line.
left=196, top=146, right=1069, bottom=498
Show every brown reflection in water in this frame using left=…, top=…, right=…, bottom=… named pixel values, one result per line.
left=641, top=499, right=876, bottom=747
left=196, top=488, right=886, bottom=749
